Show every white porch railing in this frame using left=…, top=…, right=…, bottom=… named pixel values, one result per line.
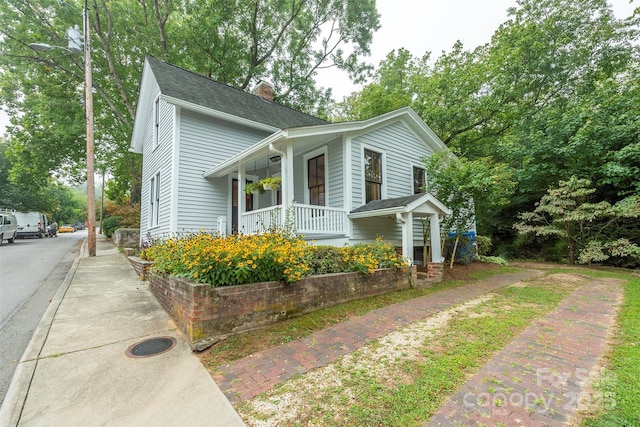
left=240, top=204, right=347, bottom=235
left=241, top=206, right=283, bottom=235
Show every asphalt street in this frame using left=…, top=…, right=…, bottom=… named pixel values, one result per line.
left=0, top=231, right=85, bottom=405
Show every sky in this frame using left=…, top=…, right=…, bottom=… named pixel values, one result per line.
left=315, top=0, right=638, bottom=101
left=1, top=0, right=637, bottom=134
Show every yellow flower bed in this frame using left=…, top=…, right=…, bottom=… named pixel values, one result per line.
left=142, top=232, right=406, bottom=287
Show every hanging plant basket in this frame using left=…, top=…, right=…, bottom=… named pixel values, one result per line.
left=259, top=176, right=282, bottom=191
left=244, top=182, right=265, bottom=195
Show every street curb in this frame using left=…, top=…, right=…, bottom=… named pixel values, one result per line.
left=0, top=240, right=85, bottom=426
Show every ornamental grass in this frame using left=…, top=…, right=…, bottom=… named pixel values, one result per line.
left=142, top=232, right=406, bottom=287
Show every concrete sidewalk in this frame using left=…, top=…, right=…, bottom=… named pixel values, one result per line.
left=0, top=234, right=244, bottom=426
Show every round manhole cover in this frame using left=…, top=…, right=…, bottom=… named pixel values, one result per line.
left=126, top=336, right=176, bottom=358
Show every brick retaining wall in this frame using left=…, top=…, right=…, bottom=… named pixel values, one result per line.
left=147, top=266, right=418, bottom=349
left=128, top=256, right=153, bottom=280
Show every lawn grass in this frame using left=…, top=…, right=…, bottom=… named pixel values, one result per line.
left=199, top=265, right=516, bottom=370
left=511, top=266, right=640, bottom=426
left=579, top=271, right=640, bottom=426
left=203, top=263, right=638, bottom=425
left=237, top=272, right=584, bottom=425
left=337, top=277, right=582, bottom=426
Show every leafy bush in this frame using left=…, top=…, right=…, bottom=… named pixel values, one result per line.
left=102, top=215, right=123, bottom=238
left=143, top=232, right=310, bottom=285
left=142, top=233, right=407, bottom=287
left=344, top=238, right=406, bottom=273
left=475, top=255, right=509, bottom=265
left=307, top=246, right=347, bottom=275
left=103, top=200, right=141, bottom=228
left=475, top=235, right=492, bottom=256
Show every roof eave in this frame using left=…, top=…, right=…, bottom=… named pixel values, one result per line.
left=129, top=58, right=154, bottom=154
left=407, top=193, right=452, bottom=215
left=202, top=130, right=286, bottom=178
left=348, top=207, right=405, bottom=219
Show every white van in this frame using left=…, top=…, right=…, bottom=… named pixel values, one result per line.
left=15, top=211, right=48, bottom=239
left=0, top=211, right=18, bottom=245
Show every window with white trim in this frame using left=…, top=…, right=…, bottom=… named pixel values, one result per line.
left=364, top=149, right=382, bottom=203
left=149, top=172, right=160, bottom=227
left=307, top=154, right=325, bottom=206
left=413, top=166, right=426, bottom=194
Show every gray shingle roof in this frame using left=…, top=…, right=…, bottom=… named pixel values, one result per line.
left=146, top=56, right=328, bottom=129
left=350, top=194, right=426, bottom=214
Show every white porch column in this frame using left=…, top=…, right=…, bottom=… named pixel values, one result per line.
left=283, top=144, right=294, bottom=212
left=238, top=164, right=245, bottom=233
left=430, top=213, right=444, bottom=263
left=397, top=212, right=413, bottom=264
left=404, top=211, right=413, bottom=263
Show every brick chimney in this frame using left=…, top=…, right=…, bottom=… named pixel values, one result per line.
left=252, top=80, right=274, bottom=102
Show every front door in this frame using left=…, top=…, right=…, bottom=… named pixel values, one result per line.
left=232, top=178, right=254, bottom=233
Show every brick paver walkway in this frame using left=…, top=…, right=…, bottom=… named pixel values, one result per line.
left=428, top=278, right=622, bottom=427
left=213, top=269, right=542, bottom=403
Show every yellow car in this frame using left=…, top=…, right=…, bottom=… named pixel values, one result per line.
left=59, top=224, right=75, bottom=233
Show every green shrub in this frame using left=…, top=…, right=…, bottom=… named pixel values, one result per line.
left=142, top=233, right=407, bottom=287
left=102, top=215, right=123, bottom=238
left=475, top=255, right=509, bottom=265
left=143, top=232, right=311, bottom=285
left=475, top=235, right=492, bottom=256
left=307, top=246, right=348, bottom=275
left=346, top=238, right=405, bottom=272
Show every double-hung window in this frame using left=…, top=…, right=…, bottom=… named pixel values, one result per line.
left=149, top=172, right=160, bottom=227
left=307, top=154, right=325, bottom=206
left=413, top=166, right=426, bottom=194
left=364, top=149, right=382, bottom=203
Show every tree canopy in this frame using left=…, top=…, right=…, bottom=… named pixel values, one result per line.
left=340, top=0, right=640, bottom=261
left=0, top=0, right=380, bottom=203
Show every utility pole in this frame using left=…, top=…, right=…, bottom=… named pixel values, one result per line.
left=83, top=0, right=96, bottom=256
left=31, top=2, right=96, bottom=257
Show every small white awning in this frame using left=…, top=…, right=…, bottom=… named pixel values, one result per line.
left=349, top=193, right=451, bottom=264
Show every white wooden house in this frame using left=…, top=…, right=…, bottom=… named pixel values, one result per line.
left=130, top=57, right=452, bottom=264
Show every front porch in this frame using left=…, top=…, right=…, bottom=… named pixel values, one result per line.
left=239, top=204, right=348, bottom=236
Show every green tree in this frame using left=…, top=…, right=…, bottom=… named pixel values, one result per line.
left=423, top=150, right=516, bottom=266
left=341, top=0, right=639, bottom=254
left=514, top=177, right=640, bottom=265
left=0, top=0, right=380, bottom=202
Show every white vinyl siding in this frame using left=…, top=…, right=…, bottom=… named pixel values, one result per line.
left=349, top=120, right=435, bottom=242
left=351, top=217, right=402, bottom=246
left=176, top=110, right=269, bottom=233
left=351, top=121, right=433, bottom=207
left=141, top=95, right=174, bottom=240
left=327, top=136, right=344, bottom=208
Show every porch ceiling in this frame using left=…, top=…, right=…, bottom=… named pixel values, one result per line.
left=203, top=132, right=340, bottom=178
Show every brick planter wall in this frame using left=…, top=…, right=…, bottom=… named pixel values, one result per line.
left=148, top=266, right=416, bottom=349
left=127, top=256, right=153, bottom=280
left=426, top=262, right=444, bottom=282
